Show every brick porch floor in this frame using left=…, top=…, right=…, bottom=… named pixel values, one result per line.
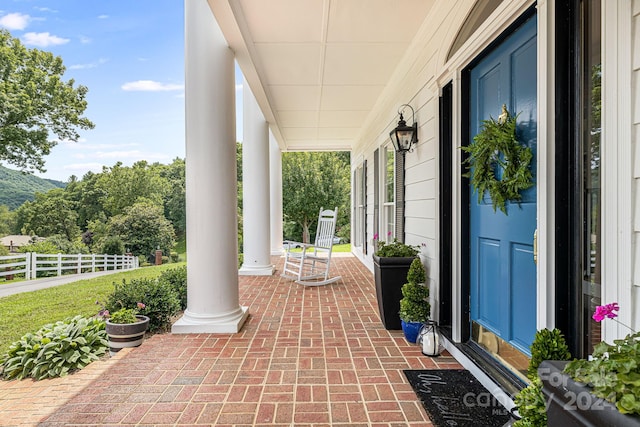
left=0, top=255, right=463, bottom=426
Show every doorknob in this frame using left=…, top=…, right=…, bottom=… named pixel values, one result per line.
left=533, top=229, right=538, bottom=265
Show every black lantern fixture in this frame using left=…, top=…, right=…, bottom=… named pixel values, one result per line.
left=389, top=104, right=418, bottom=153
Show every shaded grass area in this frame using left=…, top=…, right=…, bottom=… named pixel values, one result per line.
left=0, top=263, right=184, bottom=356
left=174, top=234, right=186, bottom=261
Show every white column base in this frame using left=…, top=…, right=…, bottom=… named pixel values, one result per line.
left=172, top=306, right=249, bottom=333
left=238, top=264, right=275, bottom=276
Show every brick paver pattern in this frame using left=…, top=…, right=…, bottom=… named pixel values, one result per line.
left=0, top=256, right=463, bottom=426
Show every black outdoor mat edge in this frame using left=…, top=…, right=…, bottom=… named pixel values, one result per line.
left=403, top=369, right=511, bottom=427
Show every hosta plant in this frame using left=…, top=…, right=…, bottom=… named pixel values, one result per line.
left=0, top=315, right=108, bottom=380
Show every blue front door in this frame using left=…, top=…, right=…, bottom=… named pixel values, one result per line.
left=469, top=16, right=537, bottom=354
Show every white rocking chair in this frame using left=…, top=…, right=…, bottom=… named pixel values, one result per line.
left=282, top=207, right=342, bottom=286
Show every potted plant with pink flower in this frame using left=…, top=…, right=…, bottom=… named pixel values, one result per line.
left=98, top=301, right=150, bottom=356
left=539, top=302, right=640, bottom=426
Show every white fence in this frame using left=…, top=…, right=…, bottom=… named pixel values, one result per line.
left=0, top=253, right=138, bottom=281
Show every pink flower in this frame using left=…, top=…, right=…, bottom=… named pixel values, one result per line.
left=373, top=233, right=379, bottom=240
left=137, top=302, right=146, bottom=309
left=592, top=302, right=619, bottom=322
left=387, top=231, right=392, bottom=237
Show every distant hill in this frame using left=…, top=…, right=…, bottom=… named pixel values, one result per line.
left=0, top=165, right=66, bottom=210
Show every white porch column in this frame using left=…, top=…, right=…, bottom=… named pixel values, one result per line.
left=239, top=79, right=275, bottom=275
left=269, top=131, right=284, bottom=256
left=173, top=0, right=248, bottom=333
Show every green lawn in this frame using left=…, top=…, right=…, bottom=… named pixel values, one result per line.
left=286, top=243, right=351, bottom=253
left=0, top=263, right=184, bottom=356
left=333, top=243, right=351, bottom=252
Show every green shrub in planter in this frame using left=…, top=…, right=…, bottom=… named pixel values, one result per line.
left=375, top=239, right=419, bottom=257
left=109, top=308, right=139, bottom=324
left=406, top=256, right=426, bottom=284
left=564, top=331, right=640, bottom=415
left=106, top=278, right=180, bottom=332
left=527, top=328, right=571, bottom=380
left=398, top=259, right=430, bottom=323
left=513, top=328, right=571, bottom=427
left=513, top=377, right=547, bottom=427
left=0, top=316, right=107, bottom=380
left=170, top=251, right=179, bottom=263
left=158, top=266, right=187, bottom=310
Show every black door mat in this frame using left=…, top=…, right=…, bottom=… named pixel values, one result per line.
left=404, top=369, right=511, bottom=427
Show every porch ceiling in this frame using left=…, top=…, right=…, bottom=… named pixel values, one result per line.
left=208, top=0, right=435, bottom=152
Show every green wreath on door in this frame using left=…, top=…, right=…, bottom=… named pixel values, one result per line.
left=462, top=104, right=534, bottom=214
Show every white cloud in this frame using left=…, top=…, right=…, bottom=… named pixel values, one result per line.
left=63, top=163, right=104, bottom=172
left=69, top=58, right=108, bottom=70
left=34, top=7, right=57, bottom=13
left=97, top=14, right=109, bottom=19
left=54, top=137, right=88, bottom=145
left=92, top=150, right=170, bottom=160
left=0, top=12, right=30, bottom=30
left=21, top=32, right=69, bottom=47
left=64, top=142, right=138, bottom=151
left=121, top=80, right=184, bottom=92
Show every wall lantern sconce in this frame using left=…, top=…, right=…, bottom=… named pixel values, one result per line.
left=389, top=104, right=418, bottom=153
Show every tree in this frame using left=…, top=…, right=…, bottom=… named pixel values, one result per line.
left=44, top=234, right=89, bottom=254
left=160, top=158, right=186, bottom=235
left=0, top=30, right=94, bottom=172
left=282, top=152, right=350, bottom=243
left=68, top=171, right=108, bottom=228
left=96, top=161, right=168, bottom=217
left=13, top=189, right=80, bottom=240
left=101, top=236, right=125, bottom=255
left=0, top=205, right=15, bottom=236
left=108, top=201, right=175, bottom=258
left=236, top=143, right=243, bottom=251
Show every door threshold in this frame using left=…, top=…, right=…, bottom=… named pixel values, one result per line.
left=442, top=336, right=526, bottom=410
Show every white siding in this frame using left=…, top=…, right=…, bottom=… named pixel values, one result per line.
left=631, top=1, right=640, bottom=333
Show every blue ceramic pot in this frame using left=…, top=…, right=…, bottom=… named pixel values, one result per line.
left=401, top=320, right=423, bottom=343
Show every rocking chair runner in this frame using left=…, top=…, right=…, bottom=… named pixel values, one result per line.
left=282, top=207, right=342, bottom=286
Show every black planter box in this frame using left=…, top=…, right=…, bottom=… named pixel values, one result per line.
left=539, top=360, right=640, bottom=427
left=373, top=255, right=415, bottom=330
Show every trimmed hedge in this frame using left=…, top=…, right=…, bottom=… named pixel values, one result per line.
left=158, top=266, right=187, bottom=310
left=106, top=278, right=180, bottom=332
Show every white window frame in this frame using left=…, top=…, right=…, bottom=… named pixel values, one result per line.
left=382, top=144, right=395, bottom=243
left=354, top=164, right=364, bottom=247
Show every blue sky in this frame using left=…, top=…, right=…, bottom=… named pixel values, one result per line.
left=1, top=0, right=243, bottom=181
